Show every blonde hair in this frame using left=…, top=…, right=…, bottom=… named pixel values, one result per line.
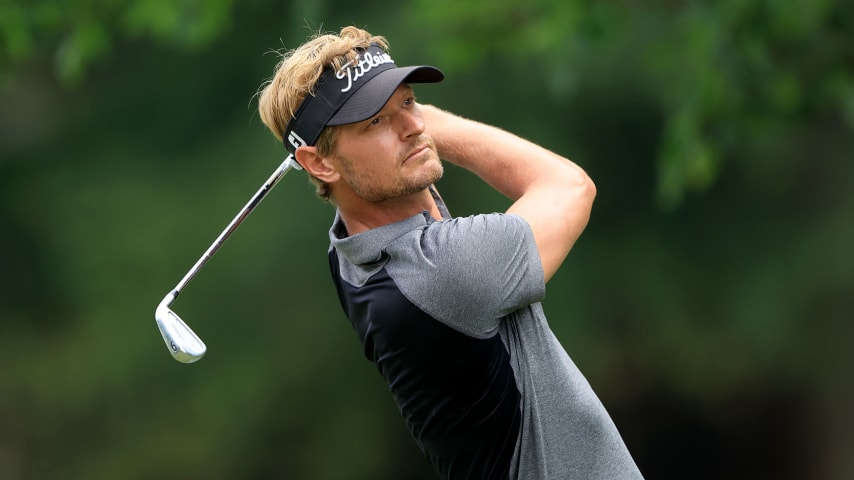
left=257, top=27, right=389, bottom=201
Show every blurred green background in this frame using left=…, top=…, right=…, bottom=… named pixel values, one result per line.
left=1, top=0, right=853, bottom=479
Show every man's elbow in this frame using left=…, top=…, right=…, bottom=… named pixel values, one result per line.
left=566, top=166, right=596, bottom=211
left=582, top=171, right=596, bottom=204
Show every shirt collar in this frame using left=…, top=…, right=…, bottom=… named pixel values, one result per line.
left=329, top=186, right=450, bottom=265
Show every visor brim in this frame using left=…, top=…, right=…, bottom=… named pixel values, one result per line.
left=327, top=65, right=444, bottom=126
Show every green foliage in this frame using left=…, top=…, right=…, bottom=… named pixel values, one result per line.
left=0, top=0, right=238, bottom=86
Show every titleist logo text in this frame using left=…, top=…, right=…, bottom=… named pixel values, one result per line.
left=336, top=51, right=395, bottom=93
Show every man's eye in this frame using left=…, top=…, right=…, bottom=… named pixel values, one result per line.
left=369, top=117, right=381, bottom=126
left=404, top=96, right=415, bottom=106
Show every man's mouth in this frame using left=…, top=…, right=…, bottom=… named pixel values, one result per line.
left=404, top=144, right=431, bottom=163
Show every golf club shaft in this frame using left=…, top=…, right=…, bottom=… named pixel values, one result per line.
left=171, top=155, right=301, bottom=297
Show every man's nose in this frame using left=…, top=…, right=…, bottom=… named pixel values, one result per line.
left=398, top=109, right=425, bottom=139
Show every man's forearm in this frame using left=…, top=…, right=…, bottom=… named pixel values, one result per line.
left=421, top=104, right=588, bottom=202
left=420, top=103, right=596, bottom=282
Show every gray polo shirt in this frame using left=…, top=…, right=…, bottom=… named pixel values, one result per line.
left=328, top=194, right=643, bottom=480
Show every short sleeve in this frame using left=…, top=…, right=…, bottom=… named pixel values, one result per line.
left=386, top=213, right=546, bottom=338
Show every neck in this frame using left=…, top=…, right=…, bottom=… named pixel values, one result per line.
left=336, top=187, right=442, bottom=236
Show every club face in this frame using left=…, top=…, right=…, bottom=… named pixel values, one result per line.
left=155, top=294, right=206, bottom=363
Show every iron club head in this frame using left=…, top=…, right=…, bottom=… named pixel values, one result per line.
left=155, top=291, right=206, bottom=363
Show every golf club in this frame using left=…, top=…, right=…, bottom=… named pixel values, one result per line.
left=155, top=155, right=302, bottom=363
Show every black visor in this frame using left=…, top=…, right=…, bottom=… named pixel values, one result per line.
left=283, top=44, right=443, bottom=154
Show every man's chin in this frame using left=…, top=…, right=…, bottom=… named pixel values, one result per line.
left=420, top=157, right=444, bottom=185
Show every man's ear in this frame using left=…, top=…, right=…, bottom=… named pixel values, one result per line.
left=295, top=146, right=340, bottom=183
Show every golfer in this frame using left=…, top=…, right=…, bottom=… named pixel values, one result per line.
left=258, top=26, right=643, bottom=480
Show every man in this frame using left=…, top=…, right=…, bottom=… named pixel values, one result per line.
left=257, top=26, right=643, bottom=479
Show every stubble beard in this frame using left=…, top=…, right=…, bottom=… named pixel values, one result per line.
left=336, top=136, right=444, bottom=203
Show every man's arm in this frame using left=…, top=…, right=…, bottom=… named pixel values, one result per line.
left=421, top=104, right=596, bottom=283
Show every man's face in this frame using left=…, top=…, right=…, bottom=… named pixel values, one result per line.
left=329, top=84, right=443, bottom=202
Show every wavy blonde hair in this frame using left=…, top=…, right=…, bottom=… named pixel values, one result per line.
left=257, top=27, right=389, bottom=201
